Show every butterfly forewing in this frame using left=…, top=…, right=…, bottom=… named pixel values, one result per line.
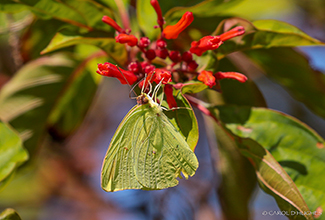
left=101, top=105, right=143, bottom=191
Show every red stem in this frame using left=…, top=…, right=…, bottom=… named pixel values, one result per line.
left=185, top=95, right=219, bottom=123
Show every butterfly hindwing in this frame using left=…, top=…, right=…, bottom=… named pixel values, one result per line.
left=133, top=108, right=198, bottom=189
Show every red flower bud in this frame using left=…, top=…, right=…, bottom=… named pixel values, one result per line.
left=188, top=60, right=198, bottom=71
left=198, top=70, right=216, bottom=88
left=156, top=48, right=169, bottom=59
left=150, top=0, right=165, bottom=27
left=154, top=69, right=172, bottom=84
left=145, top=49, right=157, bottom=60
left=190, top=36, right=222, bottom=56
left=215, top=71, right=247, bottom=83
left=139, top=37, right=150, bottom=48
left=169, top=50, right=182, bottom=63
left=163, top=12, right=194, bottom=39
left=128, top=61, right=142, bottom=74
left=115, top=33, right=138, bottom=47
left=156, top=39, right=167, bottom=49
left=102, top=16, right=124, bottom=33
left=164, top=84, right=178, bottom=109
left=182, top=51, right=193, bottom=63
left=97, top=63, right=137, bottom=85
left=219, top=26, right=245, bottom=42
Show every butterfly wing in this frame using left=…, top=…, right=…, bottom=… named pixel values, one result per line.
left=133, top=109, right=198, bottom=189
left=101, top=105, right=144, bottom=192
left=101, top=104, right=198, bottom=192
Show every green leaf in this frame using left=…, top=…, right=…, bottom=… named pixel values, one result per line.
left=0, top=208, right=21, bottom=220
left=0, top=0, right=27, bottom=13
left=219, top=0, right=295, bottom=20
left=215, top=105, right=325, bottom=219
left=245, top=47, right=325, bottom=119
left=178, top=81, right=208, bottom=94
left=0, top=121, right=28, bottom=190
left=47, top=53, right=103, bottom=138
left=41, top=32, right=127, bottom=65
left=0, top=54, right=76, bottom=154
left=7, top=0, right=113, bottom=31
left=215, top=18, right=324, bottom=58
left=165, top=0, right=243, bottom=21
left=136, top=0, right=160, bottom=39
left=212, top=119, right=257, bottom=220
left=21, top=19, right=66, bottom=60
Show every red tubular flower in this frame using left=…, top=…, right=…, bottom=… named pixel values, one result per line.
left=154, top=69, right=172, bottom=84
left=164, top=84, right=178, bottom=109
left=115, top=33, right=138, bottom=47
left=150, top=0, right=165, bottom=27
left=219, top=26, right=245, bottom=41
left=97, top=63, right=137, bottom=85
left=163, top=12, right=194, bottom=39
left=215, top=71, right=247, bottom=83
left=190, top=26, right=245, bottom=56
left=198, top=70, right=216, bottom=88
left=190, top=36, right=222, bottom=56
left=102, top=16, right=124, bottom=33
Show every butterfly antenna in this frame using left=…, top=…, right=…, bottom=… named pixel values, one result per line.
left=141, top=73, right=147, bottom=95
left=159, top=83, right=165, bottom=107
left=129, top=79, right=144, bottom=99
left=144, top=71, right=155, bottom=96
left=153, top=78, right=164, bottom=104
left=116, top=65, right=138, bottom=98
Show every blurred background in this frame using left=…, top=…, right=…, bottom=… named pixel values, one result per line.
left=0, top=0, right=325, bottom=219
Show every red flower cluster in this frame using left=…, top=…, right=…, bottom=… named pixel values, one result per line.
left=97, top=0, right=248, bottom=104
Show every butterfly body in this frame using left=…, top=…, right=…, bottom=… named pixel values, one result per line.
left=101, top=93, right=198, bottom=192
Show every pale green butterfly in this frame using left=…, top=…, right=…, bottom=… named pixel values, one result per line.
left=101, top=80, right=199, bottom=192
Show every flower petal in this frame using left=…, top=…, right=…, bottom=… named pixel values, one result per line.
left=198, top=70, right=216, bottom=88
left=215, top=71, right=247, bottom=83
left=163, top=12, right=194, bottom=39
left=97, top=63, right=137, bottom=84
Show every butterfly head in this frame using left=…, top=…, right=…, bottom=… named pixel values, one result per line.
left=136, top=94, right=148, bottom=105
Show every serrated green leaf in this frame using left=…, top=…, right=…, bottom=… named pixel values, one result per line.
left=41, top=32, right=127, bottom=65
left=0, top=54, right=76, bottom=154
left=215, top=105, right=325, bottom=219
left=215, top=18, right=324, bottom=58
left=0, top=121, right=28, bottom=190
left=245, top=47, right=325, bottom=119
left=0, top=208, right=21, bottom=220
